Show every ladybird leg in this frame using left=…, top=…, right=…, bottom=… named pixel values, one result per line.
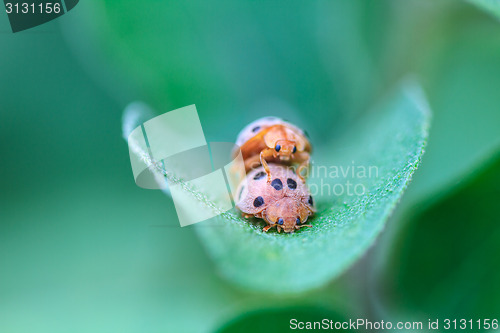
left=243, top=154, right=262, bottom=172
left=263, top=224, right=273, bottom=232
left=259, top=149, right=275, bottom=183
left=295, top=224, right=312, bottom=230
left=295, top=152, right=310, bottom=183
left=277, top=225, right=282, bottom=233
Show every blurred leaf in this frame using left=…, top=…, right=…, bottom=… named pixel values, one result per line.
left=62, top=0, right=388, bottom=142
left=380, top=2, right=500, bottom=202
left=378, top=150, right=500, bottom=321
left=468, top=0, right=500, bottom=18
left=189, top=81, right=430, bottom=294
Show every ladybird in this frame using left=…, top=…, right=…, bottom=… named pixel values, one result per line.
left=232, top=117, right=311, bottom=183
left=236, top=164, right=315, bottom=233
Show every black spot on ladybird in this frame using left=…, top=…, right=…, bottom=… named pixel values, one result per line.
left=308, top=195, right=314, bottom=206
left=292, top=146, right=297, bottom=154
left=277, top=218, right=284, bottom=225
left=287, top=178, right=297, bottom=190
left=296, top=217, right=301, bottom=225
left=275, top=144, right=281, bottom=152
left=253, top=171, right=266, bottom=180
left=271, top=179, right=283, bottom=191
left=252, top=126, right=260, bottom=132
left=253, top=196, right=264, bottom=207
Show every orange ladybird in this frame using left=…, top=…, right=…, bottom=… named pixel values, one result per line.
left=236, top=164, right=315, bottom=233
left=232, top=117, right=312, bottom=183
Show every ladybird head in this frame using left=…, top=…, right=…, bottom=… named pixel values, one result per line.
left=264, top=126, right=305, bottom=158
left=273, top=139, right=298, bottom=161
left=263, top=197, right=312, bottom=233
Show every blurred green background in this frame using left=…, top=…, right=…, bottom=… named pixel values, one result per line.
left=1, top=0, right=500, bottom=332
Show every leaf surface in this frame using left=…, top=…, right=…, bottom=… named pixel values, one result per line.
left=192, top=81, right=430, bottom=293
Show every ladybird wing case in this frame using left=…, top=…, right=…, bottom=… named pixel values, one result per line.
left=233, top=116, right=308, bottom=151
left=231, top=117, right=281, bottom=159
left=235, top=165, right=288, bottom=214
left=281, top=168, right=316, bottom=212
left=235, top=117, right=284, bottom=148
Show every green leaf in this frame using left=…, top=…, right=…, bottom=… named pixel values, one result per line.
left=468, top=0, right=500, bottom=19
left=376, top=149, right=500, bottom=321
left=193, top=80, right=430, bottom=294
